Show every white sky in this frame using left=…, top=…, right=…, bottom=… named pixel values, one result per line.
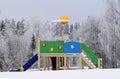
left=0, top=0, right=105, bottom=23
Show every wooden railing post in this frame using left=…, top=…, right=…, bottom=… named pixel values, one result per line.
left=98, top=58, right=103, bottom=69
left=37, top=39, right=40, bottom=71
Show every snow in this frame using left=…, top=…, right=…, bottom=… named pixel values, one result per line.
left=0, top=69, right=120, bottom=79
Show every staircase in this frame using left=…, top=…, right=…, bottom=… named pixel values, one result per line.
left=81, top=52, right=96, bottom=69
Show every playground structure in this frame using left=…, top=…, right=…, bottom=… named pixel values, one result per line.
left=37, top=40, right=103, bottom=70
left=10, top=16, right=103, bottom=72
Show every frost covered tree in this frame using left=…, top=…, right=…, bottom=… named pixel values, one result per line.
left=72, top=16, right=109, bottom=67
left=70, top=22, right=81, bottom=41
left=30, top=34, right=36, bottom=53
left=25, top=17, right=54, bottom=68
left=73, top=16, right=101, bottom=50
left=104, top=0, right=120, bottom=68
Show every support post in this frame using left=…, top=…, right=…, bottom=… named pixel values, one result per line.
left=44, top=56, right=47, bottom=70
left=58, top=57, right=61, bottom=69
left=37, top=39, right=40, bottom=71
left=79, top=37, right=84, bottom=43
left=98, top=58, right=103, bottom=69
left=61, top=57, right=64, bottom=67
left=67, top=57, right=69, bottom=69
left=80, top=54, right=84, bottom=69
left=56, top=57, right=59, bottom=70
left=47, top=57, right=50, bottom=70
left=79, top=38, right=84, bottom=69
left=64, top=54, right=67, bottom=70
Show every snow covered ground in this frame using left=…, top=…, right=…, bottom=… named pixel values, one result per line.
left=0, top=69, right=120, bottom=79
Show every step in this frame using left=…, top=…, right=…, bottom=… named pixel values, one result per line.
left=88, top=60, right=92, bottom=63
left=85, top=58, right=89, bottom=60
left=81, top=52, right=87, bottom=57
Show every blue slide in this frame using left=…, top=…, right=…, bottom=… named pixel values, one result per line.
left=10, top=54, right=38, bottom=72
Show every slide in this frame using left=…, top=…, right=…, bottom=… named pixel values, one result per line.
left=10, top=54, right=38, bottom=72
left=81, top=43, right=98, bottom=65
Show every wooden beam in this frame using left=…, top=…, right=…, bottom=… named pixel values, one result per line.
left=80, top=54, right=84, bottom=69
left=67, top=57, right=69, bottom=69
left=47, top=57, right=50, bottom=70
left=64, top=54, right=67, bottom=70
left=37, top=39, right=40, bottom=71
left=44, top=56, right=47, bottom=70
left=98, top=58, right=103, bottom=69
left=56, top=57, right=59, bottom=70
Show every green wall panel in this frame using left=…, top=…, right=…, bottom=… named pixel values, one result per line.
left=40, top=41, right=64, bottom=54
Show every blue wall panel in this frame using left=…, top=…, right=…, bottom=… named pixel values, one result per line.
left=64, top=42, right=81, bottom=54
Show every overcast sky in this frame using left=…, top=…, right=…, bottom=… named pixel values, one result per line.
left=0, top=0, right=105, bottom=23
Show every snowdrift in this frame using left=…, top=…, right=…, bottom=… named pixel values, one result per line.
left=0, top=69, right=120, bottom=79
